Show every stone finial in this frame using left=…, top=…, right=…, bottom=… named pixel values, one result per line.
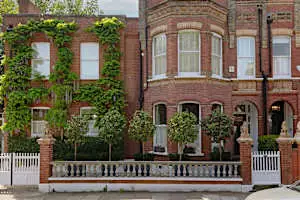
left=294, top=121, right=300, bottom=144
left=37, top=123, right=55, bottom=145
left=237, top=121, right=253, bottom=144
left=277, top=121, right=293, bottom=144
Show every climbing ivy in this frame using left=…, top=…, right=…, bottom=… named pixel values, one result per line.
left=0, top=19, right=77, bottom=133
left=74, top=17, right=125, bottom=127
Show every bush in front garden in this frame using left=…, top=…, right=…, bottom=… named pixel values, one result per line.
left=258, top=135, right=279, bottom=151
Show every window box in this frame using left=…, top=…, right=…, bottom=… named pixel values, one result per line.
left=183, top=146, right=196, bottom=154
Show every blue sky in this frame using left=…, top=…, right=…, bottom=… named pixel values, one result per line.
left=99, top=0, right=138, bottom=17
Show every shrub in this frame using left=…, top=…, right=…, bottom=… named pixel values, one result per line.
left=8, top=136, right=40, bottom=153
left=133, top=153, right=154, bottom=161
left=210, top=147, right=231, bottom=161
left=168, top=153, right=188, bottom=161
left=258, top=135, right=279, bottom=151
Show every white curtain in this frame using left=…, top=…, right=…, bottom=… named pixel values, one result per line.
left=273, top=37, right=291, bottom=78
left=179, top=31, right=200, bottom=74
left=211, top=35, right=222, bottom=76
left=237, top=37, right=255, bottom=78
left=153, top=34, right=167, bottom=76
left=80, top=43, right=99, bottom=80
left=154, top=104, right=167, bottom=151
left=32, top=42, right=50, bottom=77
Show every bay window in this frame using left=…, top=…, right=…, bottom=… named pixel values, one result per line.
left=273, top=36, right=291, bottom=78
left=211, top=33, right=222, bottom=77
left=31, top=42, right=50, bottom=78
left=152, top=34, right=167, bottom=78
left=153, top=104, right=167, bottom=153
left=178, top=31, right=200, bottom=76
left=179, top=103, right=202, bottom=155
left=80, top=43, right=99, bottom=80
left=80, top=107, right=98, bottom=136
left=31, top=107, right=49, bottom=137
left=237, top=37, right=255, bottom=79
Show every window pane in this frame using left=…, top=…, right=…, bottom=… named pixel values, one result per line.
left=273, top=43, right=290, bottom=56
left=32, top=109, right=48, bottom=120
left=237, top=37, right=255, bottom=78
left=32, top=59, right=50, bottom=77
left=179, top=32, right=199, bottom=51
left=180, top=52, right=199, bottom=72
left=273, top=57, right=290, bottom=76
left=155, top=104, right=167, bottom=125
left=81, top=60, right=99, bottom=79
left=238, top=58, right=255, bottom=77
left=81, top=43, right=99, bottom=60
left=181, top=103, right=199, bottom=123
left=238, top=38, right=255, bottom=57
left=153, top=35, right=166, bottom=76
left=212, top=55, right=220, bottom=75
left=32, top=43, right=50, bottom=59
left=212, top=36, right=221, bottom=55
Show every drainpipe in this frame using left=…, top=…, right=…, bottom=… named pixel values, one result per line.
left=139, top=41, right=144, bottom=110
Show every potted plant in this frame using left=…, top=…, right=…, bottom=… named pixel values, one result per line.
left=183, top=145, right=195, bottom=154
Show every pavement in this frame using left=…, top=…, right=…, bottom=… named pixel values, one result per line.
left=0, top=186, right=249, bottom=200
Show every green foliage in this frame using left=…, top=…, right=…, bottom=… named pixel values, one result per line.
left=128, top=110, right=155, bottom=143
left=65, top=115, right=89, bottom=160
left=0, top=19, right=77, bottom=133
left=201, top=110, right=233, bottom=143
left=201, top=110, right=232, bottom=161
left=0, top=0, right=18, bottom=25
left=168, top=112, right=197, bottom=160
left=98, top=109, right=126, bottom=161
left=133, top=153, right=154, bottom=161
left=8, top=136, right=40, bottom=153
left=53, top=137, right=124, bottom=161
left=33, top=0, right=102, bottom=16
left=258, top=135, right=279, bottom=151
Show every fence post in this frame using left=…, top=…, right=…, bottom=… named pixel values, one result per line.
left=37, top=133, right=55, bottom=192
left=294, top=121, right=300, bottom=181
left=237, top=122, right=253, bottom=185
left=276, top=121, right=294, bottom=185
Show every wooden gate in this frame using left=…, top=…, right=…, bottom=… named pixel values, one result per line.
left=0, top=153, right=40, bottom=185
left=252, top=151, right=281, bottom=185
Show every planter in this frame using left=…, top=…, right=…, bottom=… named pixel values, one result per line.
left=183, top=146, right=195, bottom=154
left=154, top=146, right=165, bottom=153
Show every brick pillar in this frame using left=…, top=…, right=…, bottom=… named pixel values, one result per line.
left=37, top=135, right=55, bottom=186
left=294, top=121, right=300, bottom=181
left=237, top=122, right=253, bottom=185
left=276, top=121, right=294, bottom=185
left=3, top=133, right=9, bottom=153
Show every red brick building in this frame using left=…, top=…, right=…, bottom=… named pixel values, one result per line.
left=1, top=0, right=300, bottom=160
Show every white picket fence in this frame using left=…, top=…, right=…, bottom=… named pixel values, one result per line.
left=0, top=153, right=40, bottom=186
left=251, top=151, right=281, bottom=185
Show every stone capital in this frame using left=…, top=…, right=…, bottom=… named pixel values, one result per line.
left=276, top=137, right=294, bottom=145
left=237, top=121, right=253, bottom=145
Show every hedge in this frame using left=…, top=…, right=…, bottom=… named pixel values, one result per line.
left=8, top=136, right=40, bottom=153
left=258, top=135, right=279, bottom=151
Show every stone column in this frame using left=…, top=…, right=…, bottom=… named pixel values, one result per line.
left=276, top=121, right=294, bottom=185
left=37, top=132, right=55, bottom=192
left=294, top=121, right=300, bottom=181
left=237, top=122, right=253, bottom=185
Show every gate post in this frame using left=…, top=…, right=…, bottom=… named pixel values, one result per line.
left=294, top=122, right=300, bottom=181
left=237, top=122, right=253, bottom=185
left=276, top=121, right=293, bottom=185
left=37, top=133, right=55, bottom=192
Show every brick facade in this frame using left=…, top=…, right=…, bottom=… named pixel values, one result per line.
left=3, top=0, right=300, bottom=160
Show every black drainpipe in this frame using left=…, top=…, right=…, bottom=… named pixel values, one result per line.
left=139, top=41, right=144, bottom=110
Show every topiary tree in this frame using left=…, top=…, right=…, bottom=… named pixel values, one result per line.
left=98, top=109, right=126, bottom=161
left=128, top=110, right=155, bottom=156
left=168, top=112, right=198, bottom=161
left=201, top=110, right=232, bottom=161
left=65, top=115, right=89, bottom=161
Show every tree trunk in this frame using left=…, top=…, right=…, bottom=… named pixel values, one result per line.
left=142, top=142, right=145, bottom=161
left=60, top=128, right=63, bottom=140
left=74, top=142, right=77, bottom=161
left=219, top=141, right=222, bottom=161
left=179, top=144, right=183, bottom=161
left=109, top=143, right=112, bottom=161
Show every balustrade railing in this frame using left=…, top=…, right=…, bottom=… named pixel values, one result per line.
left=51, top=161, right=241, bottom=179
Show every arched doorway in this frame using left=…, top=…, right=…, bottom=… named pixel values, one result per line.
left=234, top=101, right=259, bottom=153
left=269, top=101, right=293, bottom=137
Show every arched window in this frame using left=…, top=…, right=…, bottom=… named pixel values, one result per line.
left=211, top=102, right=223, bottom=113
left=178, top=30, right=201, bottom=77
left=178, top=102, right=202, bottom=155
left=153, top=104, right=167, bottom=153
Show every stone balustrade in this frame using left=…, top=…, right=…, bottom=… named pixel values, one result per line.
left=51, top=161, right=241, bottom=178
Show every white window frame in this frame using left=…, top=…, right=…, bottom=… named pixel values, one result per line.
left=178, top=101, right=203, bottom=156
left=153, top=103, right=168, bottom=154
left=178, top=30, right=201, bottom=77
left=272, top=36, right=291, bottom=79
left=31, top=42, right=50, bottom=78
left=80, top=43, right=100, bottom=80
left=31, top=107, right=49, bottom=138
left=237, top=37, right=256, bottom=79
left=80, top=107, right=98, bottom=137
left=152, top=34, right=167, bottom=79
left=211, top=33, right=222, bottom=78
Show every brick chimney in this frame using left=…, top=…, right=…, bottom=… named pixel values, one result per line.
left=18, top=0, right=41, bottom=14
